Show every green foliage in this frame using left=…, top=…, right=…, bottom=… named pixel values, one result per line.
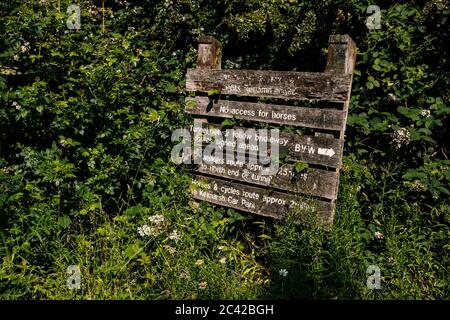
left=1, top=0, right=449, bottom=299
left=293, top=161, right=309, bottom=174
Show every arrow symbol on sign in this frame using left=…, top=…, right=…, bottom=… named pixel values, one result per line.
left=318, top=148, right=335, bottom=157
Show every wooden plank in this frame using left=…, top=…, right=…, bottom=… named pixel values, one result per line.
left=185, top=97, right=346, bottom=131
left=191, top=175, right=334, bottom=224
left=192, top=125, right=343, bottom=168
left=195, top=152, right=339, bottom=199
left=186, top=69, right=352, bottom=102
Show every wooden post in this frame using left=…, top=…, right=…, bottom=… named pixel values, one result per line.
left=325, top=34, right=356, bottom=226
left=193, top=36, right=223, bottom=163
left=197, top=36, right=222, bottom=69
left=324, top=34, right=356, bottom=145
left=325, top=34, right=357, bottom=75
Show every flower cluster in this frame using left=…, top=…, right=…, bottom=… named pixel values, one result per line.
left=374, top=231, right=384, bottom=240
left=163, top=245, right=176, bottom=255
left=115, top=0, right=130, bottom=7
left=12, top=101, right=21, bottom=110
left=137, top=224, right=160, bottom=237
left=20, top=41, right=30, bottom=53
left=387, top=93, right=397, bottom=102
left=392, top=128, right=411, bottom=149
left=148, top=214, right=165, bottom=225
left=168, top=230, right=181, bottom=242
left=409, top=179, right=426, bottom=191
left=420, top=109, right=431, bottom=118
left=59, top=139, right=68, bottom=148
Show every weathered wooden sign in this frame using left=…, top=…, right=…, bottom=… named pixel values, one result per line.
left=192, top=124, right=343, bottom=168
left=184, top=35, right=356, bottom=226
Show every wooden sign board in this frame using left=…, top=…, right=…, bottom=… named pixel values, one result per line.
left=186, top=96, right=347, bottom=130
left=184, top=35, right=356, bottom=226
left=192, top=124, right=344, bottom=168
left=186, top=69, right=352, bottom=102
left=196, top=154, right=339, bottom=200
left=191, top=175, right=335, bottom=225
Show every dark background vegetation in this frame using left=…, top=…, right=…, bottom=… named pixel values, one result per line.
left=0, top=0, right=449, bottom=299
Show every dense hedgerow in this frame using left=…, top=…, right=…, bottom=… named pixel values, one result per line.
left=0, top=0, right=449, bottom=299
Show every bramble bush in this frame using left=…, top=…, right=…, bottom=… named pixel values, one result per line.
left=0, top=0, right=449, bottom=299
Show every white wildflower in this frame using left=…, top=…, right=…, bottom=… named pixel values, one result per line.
left=137, top=224, right=159, bottom=237
left=420, top=109, right=431, bottom=118
left=20, top=42, right=30, bottom=53
left=388, top=93, right=397, bottom=102
left=198, top=281, right=207, bottom=289
left=374, top=231, right=384, bottom=240
left=219, top=257, right=226, bottom=264
left=148, top=214, right=165, bottom=225
left=279, top=269, right=288, bottom=277
left=392, top=127, right=411, bottom=149
left=163, top=245, right=176, bottom=255
left=410, top=180, right=425, bottom=191
left=12, top=101, right=21, bottom=110
left=169, top=230, right=181, bottom=242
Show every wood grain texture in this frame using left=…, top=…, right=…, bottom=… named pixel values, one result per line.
left=197, top=36, right=223, bottom=69
left=195, top=153, right=339, bottom=199
left=185, top=97, right=346, bottom=131
left=186, top=69, right=352, bottom=102
left=191, top=175, right=335, bottom=224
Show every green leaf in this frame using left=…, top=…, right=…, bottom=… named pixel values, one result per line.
left=208, top=89, right=221, bottom=97
left=58, top=215, right=72, bottom=228
left=294, top=161, right=309, bottom=174
left=124, top=242, right=142, bottom=260
left=165, top=83, right=177, bottom=93
left=221, top=118, right=235, bottom=128
left=403, top=170, right=427, bottom=180
left=123, top=204, right=143, bottom=217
